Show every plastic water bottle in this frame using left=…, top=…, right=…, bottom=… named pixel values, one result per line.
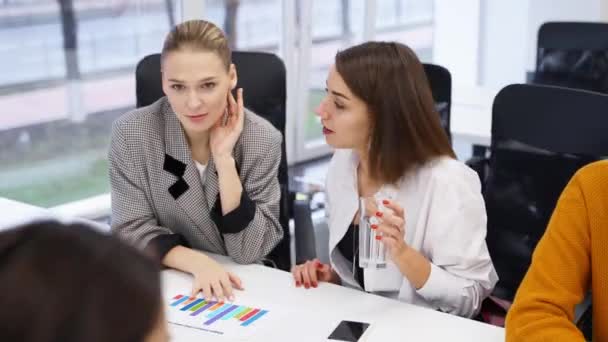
left=358, top=189, right=396, bottom=269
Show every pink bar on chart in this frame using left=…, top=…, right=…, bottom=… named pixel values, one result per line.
left=240, top=308, right=260, bottom=321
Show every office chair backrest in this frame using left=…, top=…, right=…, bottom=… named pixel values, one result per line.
left=533, top=22, right=608, bottom=93
left=136, top=54, right=164, bottom=108
left=423, top=63, right=452, bottom=142
left=135, top=51, right=291, bottom=270
left=483, top=84, right=608, bottom=301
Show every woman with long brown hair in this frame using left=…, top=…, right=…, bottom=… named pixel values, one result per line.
left=292, top=41, right=497, bottom=318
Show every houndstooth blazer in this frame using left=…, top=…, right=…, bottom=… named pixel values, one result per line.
left=108, top=97, right=283, bottom=264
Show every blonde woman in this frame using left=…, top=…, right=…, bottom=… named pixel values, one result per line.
left=109, top=20, right=283, bottom=302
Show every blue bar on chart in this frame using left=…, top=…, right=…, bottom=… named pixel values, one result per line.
left=222, top=306, right=250, bottom=320
left=241, top=310, right=269, bottom=327
left=204, top=304, right=239, bottom=325
left=170, top=295, right=191, bottom=307
left=181, top=298, right=204, bottom=311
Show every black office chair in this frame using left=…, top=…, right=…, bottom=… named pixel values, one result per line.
left=468, top=84, right=608, bottom=307
left=135, top=51, right=309, bottom=271
left=577, top=303, right=593, bottom=341
left=529, top=21, right=608, bottom=94
left=423, top=63, right=452, bottom=143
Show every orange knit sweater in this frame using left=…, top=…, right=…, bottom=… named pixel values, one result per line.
left=506, top=160, right=608, bottom=341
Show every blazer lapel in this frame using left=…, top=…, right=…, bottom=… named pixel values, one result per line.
left=162, top=101, right=224, bottom=252
left=328, top=151, right=360, bottom=253
left=326, top=151, right=361, bottom=288
left=202, top=157, right=219, bottom=211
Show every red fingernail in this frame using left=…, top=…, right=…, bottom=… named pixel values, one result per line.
left=375, top=236, right=382, bottom=240
left=371, top=224, right=378, bottom=229
left=304, top=283, right=310, bottom=289
left=316, top=263, right=324, bottom=269
left=376, top=211, right=383, bottom=217
left=383, top=200, right=390, bottom=205
left=296, top=281, right=301, bottom=287
left=312, top=282, right=318, bottom=288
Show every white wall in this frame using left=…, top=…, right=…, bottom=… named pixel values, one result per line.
left=525, top=0, right=602, bottom=70
left=432, top=0, right=481, bottom=86
left=181, top=0, right=206, bottom=21
left=436, top=0, right=604, bottom=89
left=603, top=0, right=608, bottom=20
left=478, top=0, right=530, bottom=89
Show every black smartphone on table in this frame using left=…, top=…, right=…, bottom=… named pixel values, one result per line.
left=328, top=320, right=371, bottom=342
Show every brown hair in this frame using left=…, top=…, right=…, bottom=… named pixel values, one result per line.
left=335, top=41, right=455, bottom=184
left=162, top=19, right=231, bottom=70
left=0, top=220, right=161, bottom=342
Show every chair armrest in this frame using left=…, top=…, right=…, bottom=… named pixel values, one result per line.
left=292, top=193, right=317, bottom=265
left=576, top=293, right=592, bottom=341
left=465, top=156, right=489, bottom=190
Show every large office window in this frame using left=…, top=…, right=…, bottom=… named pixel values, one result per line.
left=375, top=0, right=434, bottom=62
left=296, top=0, right=366, bottom=160
left=197, top=0, right=435, bottom=163
left=0, top=0, right=435, bottom=211
left=0, top=0, right=181, bottom=208
left=295, top=0, right=435, bottom=161
left=205, top=0, right=282, bottom=54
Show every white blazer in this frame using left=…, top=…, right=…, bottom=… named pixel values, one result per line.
left=325, top=149, right=498, bottom=318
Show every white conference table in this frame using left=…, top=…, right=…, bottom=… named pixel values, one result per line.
left=0, top=197, right=109, bottom=232
left=164, top=254, right=505, bottom=342
left=0, top=197, right=53, bottom=230
left=1, top=198, right=504, bottom=341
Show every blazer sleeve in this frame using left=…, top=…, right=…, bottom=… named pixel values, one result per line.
left=108, top=121, right=185, bottom=260
left=415, top=166, right=499, bottom=318
left=505, top=175, right=590, bottom=342
left=219, top=131, right=284, bottom=264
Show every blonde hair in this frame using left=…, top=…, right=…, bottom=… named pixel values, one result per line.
left=161, top=20, right=231, bottom=70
